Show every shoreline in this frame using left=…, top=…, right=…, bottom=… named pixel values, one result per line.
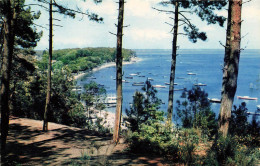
left=73, top=57, right=141, bottom=129
left=73, top=56, right=142, bottom=80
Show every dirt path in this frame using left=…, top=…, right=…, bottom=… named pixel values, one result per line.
left=2, top=117, right=168, bottom=166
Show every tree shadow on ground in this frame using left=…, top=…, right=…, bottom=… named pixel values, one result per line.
left=3, top=119, right=170, bottom=165
left=4, top=120, right=112, bottom=165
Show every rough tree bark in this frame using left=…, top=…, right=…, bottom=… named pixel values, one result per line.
left=0, top=0, right=15, bottom=163
left=113, top=0, right=124, bottom=143
left=43, top=0, right=53, bottom=131
left=166, top=1, right=179, bottom=127
left=219, top=0, right=242, bottom=137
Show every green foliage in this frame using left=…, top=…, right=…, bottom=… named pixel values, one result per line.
left=10, top=62, right=88, bottom=128
left=178, top=129, right=200, bottom=165
left=82, top=81, right=106, bottom=109
left=176, top=86, right=217, bottom=138
left=125, top=80, right=163, bottom=132
left=230, top=102, right=249, bottom=136
left=204, top=135, right=260, bottom=166
left=50, top=47, right=135, bottom=73
left=229, top=102, right=260, bottom=147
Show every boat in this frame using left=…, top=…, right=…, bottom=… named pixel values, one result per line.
left=122, top=80, right=129, bottom=83
left=125, top=76, right=133, bottom=79
left=104, top=96, right=117, bottom=106
left=187, top=73, right=196, bottom=75
left=148, top=78, right=154, bottom=81
left=237, top=96, right=258, bottom=100
left=132, top=83, right=144, bottom=86
left=165, top=82, right=178, bottom=85
left=209, top=98, right=221, bottom=103
left=129, top=73, right=138, bottom=76
left=133, top=82, right=144, bottom=84
left=194, top=83, right=207, bottom=86
left=257, top=105, right=260, bottom=109
left=152, top=85, right=166, bottom=88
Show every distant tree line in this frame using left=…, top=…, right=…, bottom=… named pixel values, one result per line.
left=38, top=47, right=135, bottom=73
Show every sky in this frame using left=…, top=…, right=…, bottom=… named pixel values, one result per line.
left=31, top=0, right=260, bottom=50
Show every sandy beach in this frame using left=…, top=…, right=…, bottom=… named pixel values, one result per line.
left=73, top=56, right=142, bottom=80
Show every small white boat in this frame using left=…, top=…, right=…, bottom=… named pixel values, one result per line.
left=132, top=83, right=144, bottom=86
left=187, top=73, right=196, bottom=75
left=148, top=78, right=154, bottom=81
left=152, top=85, right=166, bottom=88
left=122, top=80, right=129, bottom=83
left=237, top=96, right=258, bottom=100
left=209, top=98, right=221, bottom=103
left=257, top=105, right=260, bottom=109
left=194, top=83, right=207, bottom=86
left=129, top=73, right=138, bottom=76
left=105, top=96, right=117, bottom=104
left=165, top=82, right=178, bottom=85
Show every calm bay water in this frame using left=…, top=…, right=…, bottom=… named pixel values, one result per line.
left=77, top=49, right=260, bottom=116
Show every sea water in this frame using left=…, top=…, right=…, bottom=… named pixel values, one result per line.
left=77, top=49, right=260, bottom=117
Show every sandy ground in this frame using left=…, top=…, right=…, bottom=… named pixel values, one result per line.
left=1, top=117, right=168, bottom=166
left=73, top=57, right=142, bottom=80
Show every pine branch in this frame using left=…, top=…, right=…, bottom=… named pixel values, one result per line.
left=152, top=7, right=175, bottom=14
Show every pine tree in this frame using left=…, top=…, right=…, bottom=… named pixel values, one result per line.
left=154, top=0, right=227, bottom=127
left=219, top=0, right=242, bottom=137
left=113, top=0, right=125, bottom=143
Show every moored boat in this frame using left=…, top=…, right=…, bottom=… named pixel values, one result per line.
left=132, top=83, right=144, bottom=86
left=237, top=96, right=258, bottom=100
left=194, top=83, right=207, bottom=86
left=209, top=98, right=221, bottom=103
left=130, top=73, right=138, bottom=76
left=187, top=73, right=196, bottom=75
left=165, top=82, right=178, bottom=85
left=152, top=85, right=166, bottom=88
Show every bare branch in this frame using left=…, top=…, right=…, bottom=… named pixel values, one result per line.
left=33, top=23, right=48, bottom=30
left=53, top=24, right=63, bottom=27
left=242, top=0, right=252, bottom=4
left=152, top=7, right=175, bottom=14
left=178, top=33, right=188, bottom=36
left=109, top=31, right=117, bottom=36
left=53, top=18, right=61, bottom=21
left=165, top=22, right=173, bottom=27
left=219, top=41, right=228, bottom=48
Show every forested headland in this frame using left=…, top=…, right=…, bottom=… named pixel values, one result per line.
left=38, top=47, right=135, bottom=73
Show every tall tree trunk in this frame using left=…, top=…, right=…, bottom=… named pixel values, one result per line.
left=0, top=23, right=4, bottom=58
left=113, top=0, right=124, bottom=143
left=166, top=1, right=179, bottom=127
left=218, top=0, right=242, bottom=137
left=43, top=0, right=53, bottom=131
left=0, top=0, right=15, bottom=163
